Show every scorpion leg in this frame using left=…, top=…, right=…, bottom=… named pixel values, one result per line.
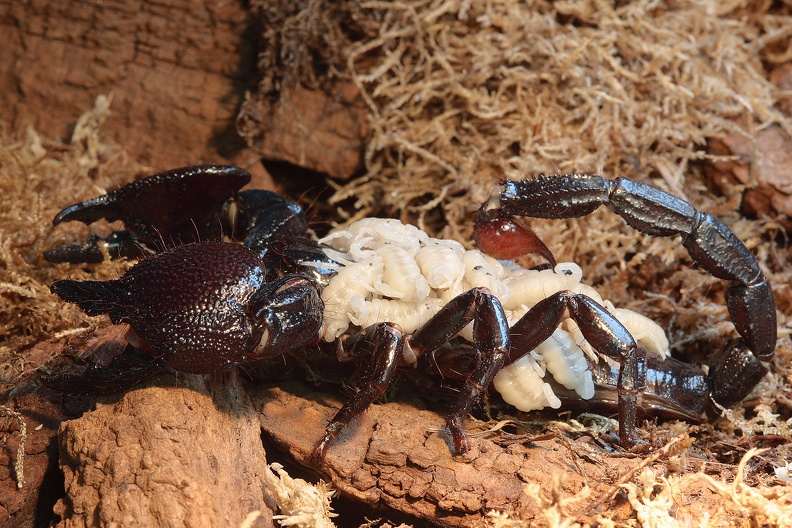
left=230, top=190, right=307, bottom=252
left=409, top=287, right=510, bottom=453
left=44, top=231, right=148, bottom=263
left=508, top=291, right=645, bottom=447
left=43, top=344, right=168, bottom=396
left=482, top=174, right=776, bottom=404
left=311, top=322, right=404, bottom=461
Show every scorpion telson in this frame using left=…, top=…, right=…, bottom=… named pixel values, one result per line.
left=44, top=166, right=776, bottom=459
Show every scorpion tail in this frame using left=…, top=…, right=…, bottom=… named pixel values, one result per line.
left=51, top=279, right=132, bottom=322
left=708, top=339, right=769, bottom=408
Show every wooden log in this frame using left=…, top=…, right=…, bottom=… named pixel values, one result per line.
left=54, top=375, right=275, bottom=528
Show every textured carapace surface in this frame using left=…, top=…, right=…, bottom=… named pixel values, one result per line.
left=53, top=242, right=268, bottom=373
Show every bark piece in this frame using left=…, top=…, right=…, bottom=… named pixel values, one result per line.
left=0, top=0, right=258, bottom=170
left=54, top=376, right=275, bottom=528
left=252, top=382, right=568, bottom=525
left=0, top=329, right=123, bottom=528
left=252, top=381, right=770, bottom=526
left=705, top=126, right=792, bottom=230
left=238, top=83, right=368, bottom=180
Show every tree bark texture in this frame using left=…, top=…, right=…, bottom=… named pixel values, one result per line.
left=0, top=0, right=367, bottom=182
left=237, top=83, right=368, bottom=181
left=54, top=376, right=275, bottom=528
left=0, top=0, right=256, bottom=170
left=253, top=381, right=757, bottom=527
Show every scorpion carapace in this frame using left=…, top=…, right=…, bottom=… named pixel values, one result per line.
left=44, top=166, right=776, bottom=459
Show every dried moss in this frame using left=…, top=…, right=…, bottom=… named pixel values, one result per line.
left=326, top=1, right=786, bottom=222
left=484, top=448, right=792, bottom=527
left=263, top=462, right=337, bottom=527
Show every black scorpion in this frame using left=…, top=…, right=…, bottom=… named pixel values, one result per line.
left=43, top=166, right=776, bottom=458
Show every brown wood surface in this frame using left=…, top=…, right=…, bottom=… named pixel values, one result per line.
left=0, top=0, right=255, bottom=170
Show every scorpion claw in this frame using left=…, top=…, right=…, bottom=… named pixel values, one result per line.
left=44, top=232, right=146, bottom=263
left=44, top=234, right=108, bottom=264
left=46, top=165, right=251, bottom=262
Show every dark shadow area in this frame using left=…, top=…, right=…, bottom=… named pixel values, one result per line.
left=262, top=159, right=341, bottom=235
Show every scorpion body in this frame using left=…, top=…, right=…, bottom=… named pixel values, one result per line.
left=43, top=166, right=776, bottom=459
